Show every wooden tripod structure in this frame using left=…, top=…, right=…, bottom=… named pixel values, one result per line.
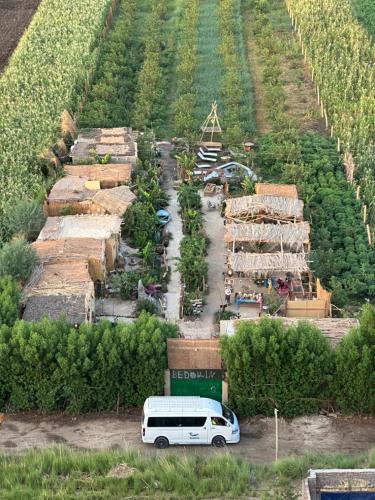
left=200, top=101, right=222, bottom=142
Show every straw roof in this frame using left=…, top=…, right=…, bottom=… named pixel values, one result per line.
left=225, top=194, right=304, bottom=221
left=64, top=164, right=132, bottom=185
left=23, top=261, right=94, bottom=324
left=32, top=238, right=105, bottom=265
left=225, top=222, right=310, bottom=246
left=91, top=186, right=136, bottom=216
left=255, top=183, right=298, bottom=199
left=228, top=251, right=309, bottom=275
left=47, top=176, right=98, bottom=203
left=38, top=215, right=122, bottom=241
left=220, top=317, right=359, bottom=346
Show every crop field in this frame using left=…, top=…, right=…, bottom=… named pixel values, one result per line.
left=350, top=0, right=375, bottom=39
left=0, top=0, right=113, bottom=215
left=0, top=0, right=41, bottom=73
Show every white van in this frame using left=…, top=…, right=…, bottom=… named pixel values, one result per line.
left=142, top=396, right=240, bottom=448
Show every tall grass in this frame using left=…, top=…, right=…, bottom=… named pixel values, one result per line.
left=0, top=447, right=373, bottom=498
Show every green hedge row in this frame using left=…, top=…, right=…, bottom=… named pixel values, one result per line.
left=221, top=305, right=375, bottom=417
left=0, top=314, right=178, bottom=413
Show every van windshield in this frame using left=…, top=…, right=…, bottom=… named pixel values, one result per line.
left=221, top=404, right=234, bottom=424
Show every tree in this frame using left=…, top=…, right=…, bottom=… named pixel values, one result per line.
left=220, top=318, right=334, bottom=417
left=0, top=276, right=21, bottom=326
left=0, top=239, right=38, bottom=283
left=2, top=199, right=45, bottom=242
left=335, top=305, right=375, bottom=414
left=123, top=202, right=158, bottom=249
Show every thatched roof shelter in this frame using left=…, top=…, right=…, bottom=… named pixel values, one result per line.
left=22, top=261, right=95, bottom=324
left=255, top=183, right=298, bottom=199
left=228, top=251, right=309, bottom=276
left=91, top=186, right=136, bottom=216
left=38, top=215, right=122, bottom=241
left=224, top=222, right=310, bottom=249
left=70, top=127, right=137, bottom=165
left=64, top=164, right=132, bottom=188
left=225, top=194, right=304, bottom=222
left=32, top=238, right=106, bottom=282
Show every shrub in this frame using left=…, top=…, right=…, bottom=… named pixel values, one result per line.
left=0, top=276, right=21, bottom=326
left=178, top=235, right=208, bottom=292
left=122, top=202, right=158, bottom=249
left=0, top=239, right=38, bottom=283
left=335, top=304, right=375, bottom=414
left=136, top=298, right=158, bottom=316
left=2, top=200, right=45, bottom=242
left=220, top=318, right=335, bottom=417
left=0, top=313, right=178, bottom=412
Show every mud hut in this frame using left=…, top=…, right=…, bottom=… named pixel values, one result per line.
left=32, top=238, right=106, bottom=282
left=22, top=260, right=95, bottom=324
left=63, top=163, right=132, bottom=188
left=38, top=215, right=122, bottom=270
left=225, top=194, right=304, bottom=223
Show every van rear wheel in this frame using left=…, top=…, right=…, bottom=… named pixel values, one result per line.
left=154, top=436, right=169, bottom=449
left=212, top=435, right=226, bottom=448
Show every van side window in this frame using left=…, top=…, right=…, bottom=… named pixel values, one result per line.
left=211, top=417, right=227, bottom=426
left=147, top=417, right=207, bottom=427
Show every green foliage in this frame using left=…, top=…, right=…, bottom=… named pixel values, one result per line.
left=218, top=0, right=255, bottom=144
left=132, top=2, right=166, bottom=131
left=0, top=276, right=21, bottom=327
left=0, top=239, right=38, bottom=283
left=257, top=132, right=375, bottom=305
left=335, top=304, right=375, bottom=414
left=2, top=199, right=45, bottom=242
left=0, top=0, right=113, bottom=215
left=78, top=0, right=145, bottom=127
left=136, top=298, right=158, bottom=316
left=220, top=318, right=334, bottom=417
left=178, top=235, right=208, bottom=293
left=0, top=313, right=178, bottom=412
left=351, top=0, right=375, bottom=41
left=122, top=202, right=158, bottom=249
left=178, top=184, right=202, bottom=211
left=288, top=0, right=375, bottom=152
left=173, top=1, right=200, bottom=138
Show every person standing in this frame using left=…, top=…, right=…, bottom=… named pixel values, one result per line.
left=225, top=286, right=232, bottom=305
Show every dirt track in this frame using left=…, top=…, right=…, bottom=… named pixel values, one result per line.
left=1, top=412, right=375, bottom=463
left=0, top=0, right=41, bottom=72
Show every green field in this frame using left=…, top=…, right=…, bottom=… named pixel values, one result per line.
left=350, top=0, right=375, bottom=39
left=0, top=446, right=373, bottom=499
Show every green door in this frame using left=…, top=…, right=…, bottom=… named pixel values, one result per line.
left=170, top=370, right=223, bottom=402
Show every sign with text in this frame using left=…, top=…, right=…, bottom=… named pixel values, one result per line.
left=170, top=369, right=224, bottom=381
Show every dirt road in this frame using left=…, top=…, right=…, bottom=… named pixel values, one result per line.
left=1, top=412, right=374, bottom=463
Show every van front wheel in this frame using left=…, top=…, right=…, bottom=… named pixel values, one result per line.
left=154, top=436, right=169, bottom=449
left=212, top=435, right=226, bottom=448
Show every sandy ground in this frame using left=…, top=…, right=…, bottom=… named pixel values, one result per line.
left=1, top=413, right=374, bottom=464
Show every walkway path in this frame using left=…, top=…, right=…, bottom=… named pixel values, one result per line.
left=158, top=142, right=183, bottom=322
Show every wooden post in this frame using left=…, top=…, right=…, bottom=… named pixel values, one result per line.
left=363, top=205, right=367, bottom=223
left=330, top=125, right=334, bottom=138
left=324, top=109, right=328, bottom=129
left=317, top=86, right=320, bottom=105
left=337, top=137, right=341, bottom=152
left=356, top=185, right=360, bottom=200
left=274, top=408, right=279, bottom=461
left=367, top=224, right=372, bottom=245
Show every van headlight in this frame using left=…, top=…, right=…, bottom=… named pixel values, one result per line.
left=232, top=429, right=239, bottom=434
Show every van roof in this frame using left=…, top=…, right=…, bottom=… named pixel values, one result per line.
left=144, top=397, right=222, bottom=414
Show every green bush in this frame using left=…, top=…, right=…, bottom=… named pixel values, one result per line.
left=220, top=317, right=335, bottom=417
left=178, top=235, right=208, bottom=292
left=0, top=239, right=38, bottom=283
left=335, top=304, right=375, bottom=414
left=2, top=200, right=45, bottom=242
left=0, top=313, right=178, bottom=412
left=122, top=202, right=158, bottom=249
left=0, top=276, right=21, bottom=326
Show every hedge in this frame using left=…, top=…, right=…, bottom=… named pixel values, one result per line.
left=0, top=313, right=178, bottom=413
